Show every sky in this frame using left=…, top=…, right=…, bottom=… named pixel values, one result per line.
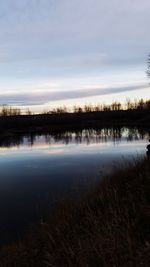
left=0, top=0, right=150, bottom=112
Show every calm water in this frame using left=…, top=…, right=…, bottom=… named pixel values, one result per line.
left=0, top=127, right=149, bottom=245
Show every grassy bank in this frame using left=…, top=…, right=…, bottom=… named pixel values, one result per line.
left=0, top=157, right=150, bottom=266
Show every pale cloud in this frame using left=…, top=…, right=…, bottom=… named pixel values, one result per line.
left=0, top=0, right=149, bottom=108
left=0, top=83, right=148, bottom=106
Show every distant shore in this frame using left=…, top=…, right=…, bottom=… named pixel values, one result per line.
left=0, top=156, right=149, bottom=266
left=0, top=109, right=150, bottom=135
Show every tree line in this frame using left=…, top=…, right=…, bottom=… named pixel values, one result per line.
left=0, top=98, right=150, bottom=116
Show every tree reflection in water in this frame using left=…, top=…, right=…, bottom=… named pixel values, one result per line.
left=0, top=127, right=149, bottom=149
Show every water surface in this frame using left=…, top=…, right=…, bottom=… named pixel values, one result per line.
left=0, top=127, right=148, bottom=245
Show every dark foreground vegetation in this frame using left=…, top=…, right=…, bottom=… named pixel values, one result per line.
left=0, top=157, right=149, bottom=266
left=0, top=102, right=150, bottom=135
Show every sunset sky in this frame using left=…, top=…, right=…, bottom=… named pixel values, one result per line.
left=0, top=0, right=150, bottom=112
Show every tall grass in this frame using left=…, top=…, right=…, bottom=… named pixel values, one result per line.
left=0, top=157, right=150, bottom=266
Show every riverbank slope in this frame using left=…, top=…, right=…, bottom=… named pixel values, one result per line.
left=0, top=157, right=149, bottom=266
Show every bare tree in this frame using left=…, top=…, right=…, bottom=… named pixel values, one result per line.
left=146, top=53, right=150, bottom=78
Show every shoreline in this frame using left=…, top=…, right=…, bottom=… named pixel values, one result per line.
left=0, top=109, right=150, bottom=135
left=0, top=157, right=149, bottom=266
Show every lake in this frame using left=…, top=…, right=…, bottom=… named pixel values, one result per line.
left=0, top=127, right=149, bottom=245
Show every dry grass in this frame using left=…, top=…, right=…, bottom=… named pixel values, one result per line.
left=0, top=157, right=150, bottom=267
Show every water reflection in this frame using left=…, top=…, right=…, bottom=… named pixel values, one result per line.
left=0, top=127, right=149, bottom=149
left=0, top=127, right=149, bottom=246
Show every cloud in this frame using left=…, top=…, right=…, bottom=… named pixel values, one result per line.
left=0, top=0, right=149, bottom=106
left=0, top=0, right=150, bottom=65
left=0, top=83, right=148, bottom=106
